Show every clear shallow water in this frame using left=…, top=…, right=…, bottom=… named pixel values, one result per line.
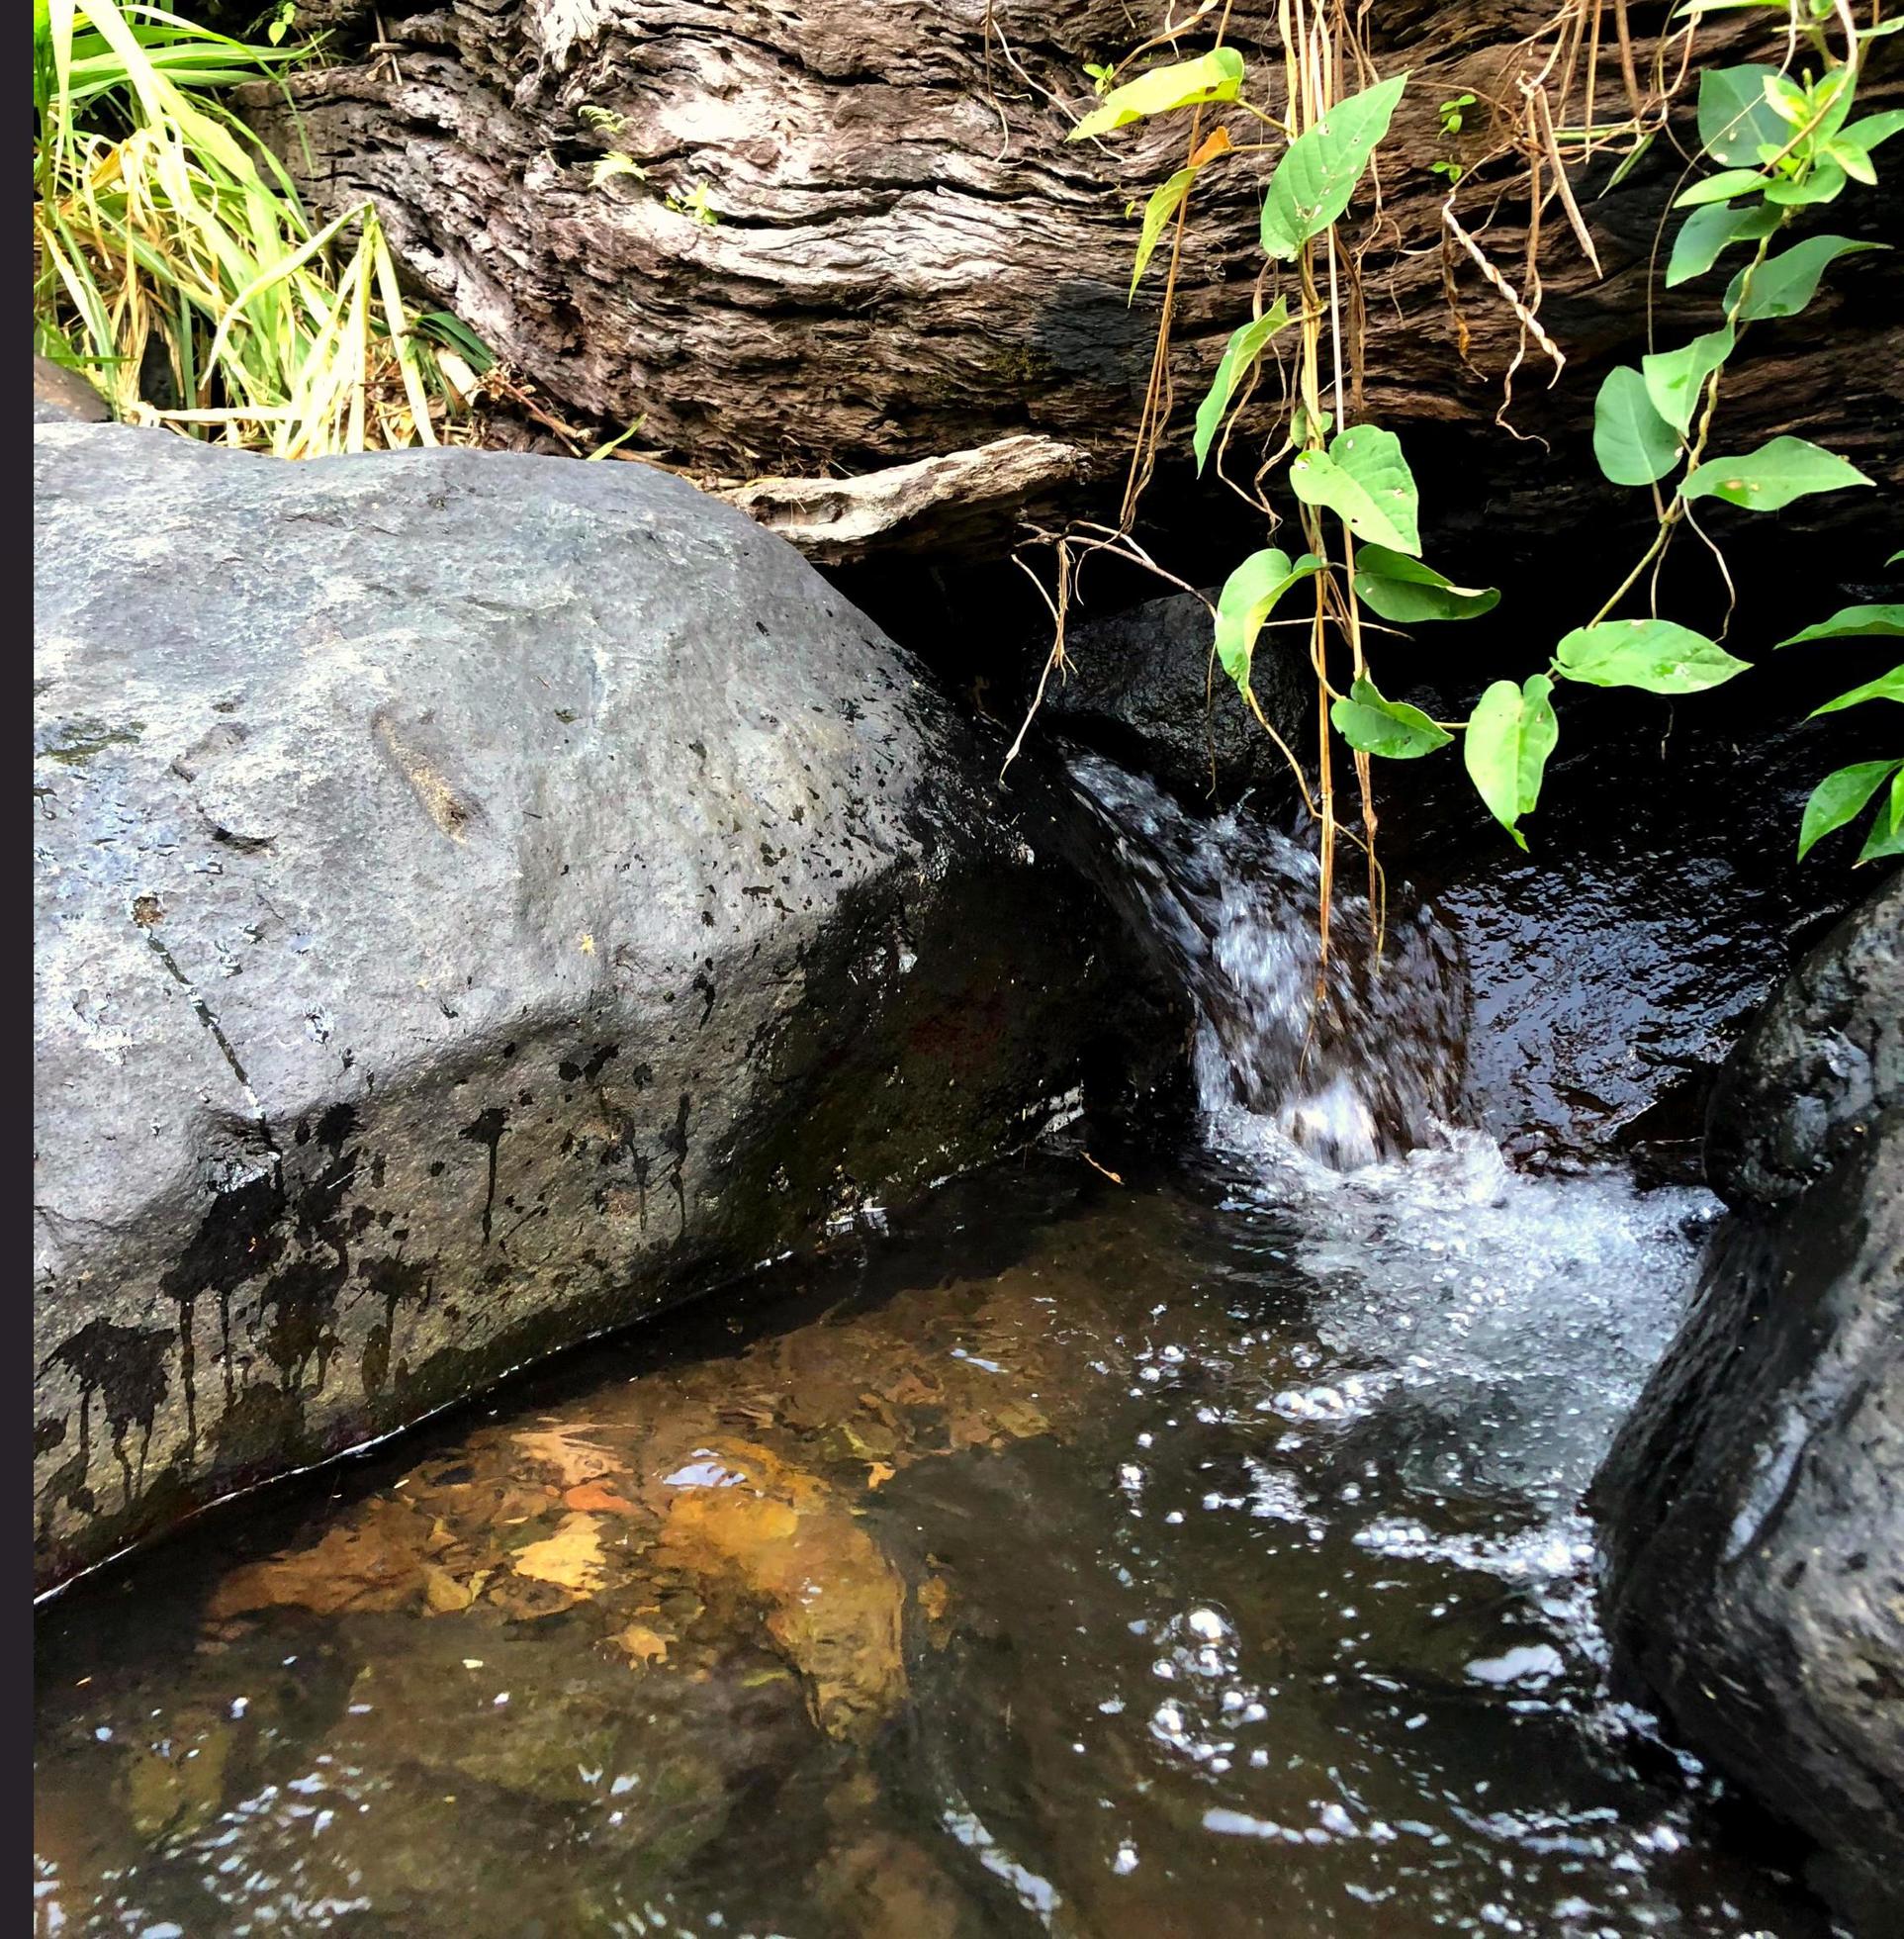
left=35, top=761, right=1835, bottom=1936
left=34, top=1141, right=1830, bottom=1938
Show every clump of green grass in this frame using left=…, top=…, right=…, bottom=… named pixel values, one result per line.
left=33, top=0, right=491, bottom=455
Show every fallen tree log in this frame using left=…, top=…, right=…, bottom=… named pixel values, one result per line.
left=246, top=3, right=1900, bottom=558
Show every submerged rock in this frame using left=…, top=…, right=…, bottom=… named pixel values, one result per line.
left=32, top=422, right=1178, bottom=1588
left=1594, top=877, right=1904, bottom=1931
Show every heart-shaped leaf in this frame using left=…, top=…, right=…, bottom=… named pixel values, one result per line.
left=1330, top=678, right=1453, bottom=758
left=1192, top=299, right=1292, bottom=472
left=1288, top=424, right=1420, bottom=554
left=1667, top=202, right=1779, bottom=286
left=1777, top=602, right=1904, bottom=647
left=1069, top=49, right=1245, bottom=141
left=1697, top=63, right=1788, bottom=166
left=1726, top=234, right=1886, bottom=321
left=1797, top=758, right=1904, bottom=859
left=1641, top=324, right=1735, bottom=436
left=1351, top=545, right=1499, bottom=622
left=1592, top=367, right=1680, bottom=486
left=1259, top=72, right=1408, bottom=261
left=1555, top=617, right=1750, bottom=693
left=1680, top=435, right=1872, bottom=511
left=1214, top=547, right=1322, bottom=692
left=1463, top=675, right=1559, bottom=848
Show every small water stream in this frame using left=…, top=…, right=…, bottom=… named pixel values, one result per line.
left=35, top=759, right=1831, bottom=1937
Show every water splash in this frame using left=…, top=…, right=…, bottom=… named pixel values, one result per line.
left=1067, top=751, right=1468, bottom=1167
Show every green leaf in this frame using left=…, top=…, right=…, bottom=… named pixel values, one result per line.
left=1760, top=71, right=1810, bottom=128
left=1351, top=545, right=1499, bottom=622
left=1667, top=202, right=1779, bottom=286
left=1288, top=424, right=1421, bottom=554
left=1330, top=677, right=1453, bottom=758
left=1673, top=167, right=1768, bottom=207
left=1697, top=64, right=1788, bottom=166
left=1858, top=773, right=1904, bottom=862
left=1592, top=366, right=1680, bottom=486
left=1764, top=159, right=1849, bottom=206
left=1641, top=324, right=1734, bottom=436
left=1213, top=548, right=1323, bottom=692
left=1068, top=49, right=1245, bottom=140
left=1464, top=675, right=1559, bottom=849
left=1810, top=665, right=1904, bottom=715
left=1777, top=602, right=1904, bottom=647
left=1797, top=759, right=1903, bottom=859
left=1680, top=435, right=1872, bottom=511
left=1555, top=617, right=1751, bottom=693
left=1839, top=109, right=1904, bottom=153
left=1131, top=167, right=1198, bottom=301
left=1807, top=68, right=1859, bottom=146
left=1259, top=71, right=1409, bottom=261
left=1727, top=235, right=1887, bottom=321
left=1822, top=139, right=1875, bottom=188
left=1192, top=300, right=1293, bottom=473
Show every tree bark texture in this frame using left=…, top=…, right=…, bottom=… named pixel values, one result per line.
left=248, top=3, right=1900, bottom=555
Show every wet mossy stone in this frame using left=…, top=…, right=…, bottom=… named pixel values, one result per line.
left=1593, top=877, right=1904, bottom=1931
left=33, top=422, right=1179, bottom=1588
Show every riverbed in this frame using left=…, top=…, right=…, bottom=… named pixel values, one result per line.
left=34, top=1123, right=1829, bottom=1937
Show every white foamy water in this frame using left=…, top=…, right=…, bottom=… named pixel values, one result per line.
left=1067, top=752, right=1466, bottom=1167
left=1071, top=747, right=1723, bottom=1687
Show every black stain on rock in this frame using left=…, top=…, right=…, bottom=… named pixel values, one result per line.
left=256, top=1254, right=347, bottom=1392
left=41, top=1318, right=171, bottom=1510
left=315, top=1102, right=358, bottom=1154
left=558, top=1043, right=620, bottom=1083
left=355, top=1251, right=434, bottom=1399
left=662, top=1092, right=692, bottom=1236
left=159, top=1169, right=289, bottom=1440
left=458, top=1107, right=509, bottom=1244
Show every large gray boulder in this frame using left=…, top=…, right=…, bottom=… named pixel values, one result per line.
left=1593, top=876, right=1904, bottom=1932
left=33, top=423, right=1177, bottom=1589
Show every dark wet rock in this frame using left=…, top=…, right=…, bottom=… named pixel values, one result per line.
left=1041, top=586, right=1308, bottom=809
left=1594, top=877, right=1904, bottom=1932
left=35, top=354, right=112, bottom=424
left=1397, top=697, right=1883, bottom=1174
left=33, top=422, right=1180, bottom=1588
left=1705, top=875, right=1903, bottom=1211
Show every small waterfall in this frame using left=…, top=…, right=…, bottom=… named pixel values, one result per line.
left=1066, top=751, right=1469, bottom=1168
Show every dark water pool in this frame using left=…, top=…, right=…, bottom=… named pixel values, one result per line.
left=35, top=1131, right=1833, bottom=1938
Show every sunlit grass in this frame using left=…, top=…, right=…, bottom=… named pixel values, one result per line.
left=33, top=0, right=491, bottom=456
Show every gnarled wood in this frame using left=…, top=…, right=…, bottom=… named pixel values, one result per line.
left=245, top=3, right=1901, bottom=556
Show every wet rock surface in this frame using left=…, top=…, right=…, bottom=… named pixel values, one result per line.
left=32, top=422, right=1178, bottom=1589
left=1705, top=875, right=1904, bottom=1211
left=1041, top=586, right=1309, bottom=809
left=1396, top=698, right=1885, bottom=1173
left=1594, top=877, right=1904, bottom=1932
